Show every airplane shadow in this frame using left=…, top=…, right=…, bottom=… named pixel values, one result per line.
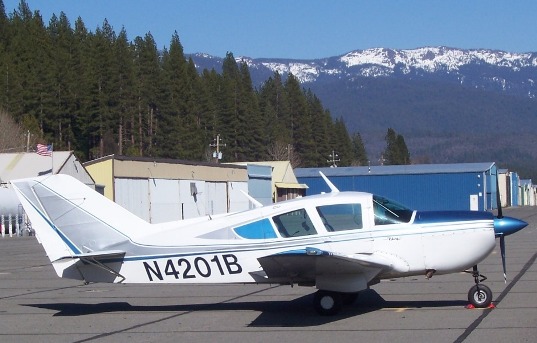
left=26, top=289, right=468, bottom=327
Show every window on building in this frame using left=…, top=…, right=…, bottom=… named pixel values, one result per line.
left=316, top=203, right=363, bottom=232
left=272, top=209, right=316, bottom=238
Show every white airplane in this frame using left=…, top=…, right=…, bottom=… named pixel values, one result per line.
left=11, top=173, right=527, bottom=315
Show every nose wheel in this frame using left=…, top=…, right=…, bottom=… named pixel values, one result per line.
left=466, top=265, right=493, bottom=308
left=468, top=284, right=492, bottom=308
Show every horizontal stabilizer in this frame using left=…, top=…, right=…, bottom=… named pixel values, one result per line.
left=54, top=250, right=126, bottom=263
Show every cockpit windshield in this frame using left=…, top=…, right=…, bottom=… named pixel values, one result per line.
left=373, top=195, right=414, bottom=225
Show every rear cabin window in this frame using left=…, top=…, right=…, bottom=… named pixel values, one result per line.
left=316, top=204, right=363, bottom=232
left=234, top=219, right=277, bottom=239
left=272, top=209, right=317, bottom=238
left=373, top=195, right=413, bottom=225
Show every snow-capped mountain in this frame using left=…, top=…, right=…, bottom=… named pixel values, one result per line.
left=190, top=47, right=537, bottom=179
left=192, top=46, right=537, bottom=97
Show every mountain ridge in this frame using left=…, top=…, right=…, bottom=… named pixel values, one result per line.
left=190, top=47, right=537, bottom=179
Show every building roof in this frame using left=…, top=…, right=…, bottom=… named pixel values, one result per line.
left=84, top=154, right=248, bottom=182
left=0, top=151, right=74, bottom=182
left=295, top=162, right=496, bottom=178
left=84, top=154, right=246, bottom=170
left=247, top=161, right=299, bottom=184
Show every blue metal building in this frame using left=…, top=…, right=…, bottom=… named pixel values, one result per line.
left=295, top=162, right=499, bottom=211
left=510, top=172, right=520, bottom=207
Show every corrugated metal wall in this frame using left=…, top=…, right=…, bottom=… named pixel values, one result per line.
left=228, top=182, right=249, bottom=213
left=247, top=164, right=272, bottom=205
left=149, top=179, right=181, bottom=222
left=511, top=172, right=520, bottom=206
left=115, top=179, right=151, bottom=221
left=114, top=177, right=249, bottom=223
left=205, top=182, right=228, bottom=216
left=297, top=170, right=492, bottom=211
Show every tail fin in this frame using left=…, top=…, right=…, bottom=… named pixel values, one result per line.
left=11, top=174, right=150, bottom=265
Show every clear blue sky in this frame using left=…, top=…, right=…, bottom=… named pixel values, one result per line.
left=4, top=0, right=536, bottom=59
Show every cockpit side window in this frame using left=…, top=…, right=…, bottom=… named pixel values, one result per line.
left=316, top=204, right=363, bottom=232
left=373, top=195, right=413, bottom=225
left=272, top=209, right=317, bottom=238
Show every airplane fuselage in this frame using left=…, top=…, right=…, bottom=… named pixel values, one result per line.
left=13, top=173, right=524, bottom=314
left=60, top=192, right=496, bottom=288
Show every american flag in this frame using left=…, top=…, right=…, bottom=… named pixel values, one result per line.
left=36, top=143, right=53, bottom=156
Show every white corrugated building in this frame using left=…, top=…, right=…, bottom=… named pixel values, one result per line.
left=84, top=155, right=251, bottom=223
left=0, top=151, right=93, bottom=235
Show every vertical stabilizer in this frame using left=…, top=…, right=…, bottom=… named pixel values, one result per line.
left=11, top=175, right=150, bottom=263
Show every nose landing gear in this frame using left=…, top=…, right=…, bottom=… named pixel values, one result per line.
left=466, top=265, right=493, bottom=308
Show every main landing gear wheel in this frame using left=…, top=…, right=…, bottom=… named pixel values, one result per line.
left=468, top=284, right=493, bottom=308
left=313, top=290, right=343, bottom=316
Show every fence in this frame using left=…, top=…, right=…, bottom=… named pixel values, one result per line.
left=0, top=213, right=32, bottom=237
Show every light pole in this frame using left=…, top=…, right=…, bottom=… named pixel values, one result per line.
left=327, top=150, right=340, bottom=168
left=210, top=134, right=226, bottom=163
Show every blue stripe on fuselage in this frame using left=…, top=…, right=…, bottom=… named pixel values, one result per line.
left=413, top=211, right=493, bottom=224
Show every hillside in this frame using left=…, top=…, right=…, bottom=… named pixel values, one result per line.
left=191, top=47, right=537, bottom=179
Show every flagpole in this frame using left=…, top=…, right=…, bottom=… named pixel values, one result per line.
left=51, top=143, right=54, bottom=175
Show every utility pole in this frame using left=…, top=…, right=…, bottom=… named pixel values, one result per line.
left=210, top=134, right=226, bottom=163
left=327, top=150, right=340, bottom=168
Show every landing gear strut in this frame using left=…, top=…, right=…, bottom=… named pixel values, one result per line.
left=467, top=265, right=493, bottom=308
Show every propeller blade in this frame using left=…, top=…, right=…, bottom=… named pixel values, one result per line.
left=495, top=173, right=503, bottom=218
left=500, top=235, right=506, bottom=283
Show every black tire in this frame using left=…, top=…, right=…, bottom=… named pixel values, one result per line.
left=468, top=284, right=493, bottom=308
left=313, top=290, right=343, bottom=316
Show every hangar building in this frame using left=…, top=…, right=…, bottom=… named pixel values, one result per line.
left=295, top=162, right=506, bottom=211
left=84, top=155, right=255, bottom=224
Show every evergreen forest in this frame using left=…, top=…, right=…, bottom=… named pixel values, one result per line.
left=0, top=1, right=380, bottom=167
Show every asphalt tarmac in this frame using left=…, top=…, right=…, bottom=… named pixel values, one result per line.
left=1, top=207, right=536, bottom=343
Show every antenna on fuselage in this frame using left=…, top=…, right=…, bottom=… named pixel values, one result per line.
left=240, top=190, right=263, bottom=208
left=319, top=171, right=339, bottom=193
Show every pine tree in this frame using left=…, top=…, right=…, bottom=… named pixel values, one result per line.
left=384, top=128, right=411, bottom=165
left=114, top=28, right=136, bottom=156
left=332, top=117, right=353, bottom=166
left=47, top=12, right=78, bottom=151
left=71, top=17, right=94, bottom=158
left=185, top=57, right=213, bottom=160
left=133, top=33, right=161, bottom=157
left=306, top=90, right=332, bottom=166
left=218, top=52, right=241, bottom=161
left=85, top=19, right=118, bottom=158
left=0, top=0, right=10, bottom=110
left=258, top=72, right=292, bottom=155
left=158, top=31, right=207, bottom=159
left=284, top=74, right=314, bottom=166
left=351, top=132, right=368, bottom=166
left=0, top=2, right=360, bottom=166
left=237, top=60, right=265, bottom=160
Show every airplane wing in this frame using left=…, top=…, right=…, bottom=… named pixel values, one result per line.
left=257, top=247, right=409, bottom=293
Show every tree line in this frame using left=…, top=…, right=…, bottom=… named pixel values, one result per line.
left=0, top=1, right=409, bottom=167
